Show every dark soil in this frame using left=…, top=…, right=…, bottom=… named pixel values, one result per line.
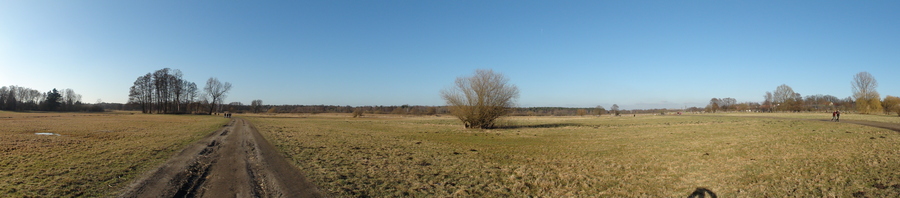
left=118, top=118, right=324, bottom=198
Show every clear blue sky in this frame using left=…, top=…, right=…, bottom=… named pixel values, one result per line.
left=2, top=1, right=899, bottom=109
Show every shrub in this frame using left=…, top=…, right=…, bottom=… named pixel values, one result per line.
left=440, top=69, right=519, bottom=129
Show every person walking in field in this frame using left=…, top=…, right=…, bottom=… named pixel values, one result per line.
left=836, top=110, right=840, bottom=122
left=832, top=111, right=837, bottom=121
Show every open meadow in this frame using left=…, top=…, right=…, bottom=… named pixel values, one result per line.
left=247, top=113, right=900, bottom=197
left=721, top=112, right=900, bottom=124
left=0, top=111, right=228, bottom=197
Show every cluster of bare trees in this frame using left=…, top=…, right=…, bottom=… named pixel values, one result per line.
left=128, top=68, right=231, bottom=114
left=0, top=85, right=44, bottom=111
left=760, top=85, right=854, bottom=112
left=707, top=84, right=849, bottom=113
left=706, top=72, right=890, bottom=114
left=0, top=86, right=97, bottom=112
left=129, top=68, right=198, bottom=114
left=762, top=72, right=896, bottom=115
left=847, top=71, right=900, bottom=116
left=250, top=100, right=264, bottom=113
left=705, top=98, right=737, bottom=113
left=763, top=84, right=805, bottom=112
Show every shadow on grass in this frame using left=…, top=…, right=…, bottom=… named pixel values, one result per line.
left=687, top=187, right=717, bottom=198
left=494, top=123, right=582, bottom=129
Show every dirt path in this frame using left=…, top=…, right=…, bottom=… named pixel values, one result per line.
left=730, top=115, right=900, bottom=132
left=813, top=119, right=900, bottom=132
left=118, top=118, right=324, bottom=198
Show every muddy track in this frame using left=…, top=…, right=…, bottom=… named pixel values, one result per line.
left=811, top=119, right=900, bottom=132
left=118, top=118, right=324, bottom=198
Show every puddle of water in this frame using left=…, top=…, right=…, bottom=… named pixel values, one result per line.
left=35, top=133, right=60, bottom=136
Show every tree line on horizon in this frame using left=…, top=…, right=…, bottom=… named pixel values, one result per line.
left=10, top=69, right=894, bottom=124
left=127, top=68, right=231, bottom=115
left=430, top=70, right=900, bottom=129
left=251, top=105, right=448, bottom=115
left=0, top=85, right=102, bottom=112
left=197, top=104, right=686, bottom=117
left=705, top=71, right=900, bottom=116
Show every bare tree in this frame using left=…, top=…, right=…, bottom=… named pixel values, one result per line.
left=185, top=82, right=199, bottom=113
left=0, top=86, right=6, bottom=110
left=2, top=86, right=15, bottom=110
left=611, top=104, right=620, bottom=116
left=170, top=69, right=184, bottom=113
left=62, top=88, right=79, bottom=111
left=852, top=71, right=882, bottom=114
left=595, top=105, right=605, bottom=116
left=773, top=84, right=795, bottom=104
left=773, top=84, right=799, bottom=111
left=204, top=77, right=232, bottom=115
left=762, top=91, right=774, bottom=112
left=152, top=68, right=171, bottom=113
left=720, top=98, right=736, bottom=111
left=706, top=98, right=720, bottom=113
left=251, top=99, right=263, bottom=113
left=129, top=73, right=154, bottom=113
left=24, top=89, right=41, bottom=108
left=441, top=69, right=519, bottom=129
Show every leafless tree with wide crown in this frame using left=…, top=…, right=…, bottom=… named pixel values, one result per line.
left=441, top=69, right=519, bottom=129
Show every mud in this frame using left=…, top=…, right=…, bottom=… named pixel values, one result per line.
left=118, top=118, right=324, bottom=198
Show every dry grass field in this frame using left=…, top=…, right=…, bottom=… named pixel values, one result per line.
left=721, top=112, right=900, bottom=124
left=247, top=113, right=900, bottom=197
left=0, top=111, right=228, bottom=197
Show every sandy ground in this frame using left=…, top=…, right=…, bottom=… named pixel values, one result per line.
left=118, top=118, right=324, bottom=198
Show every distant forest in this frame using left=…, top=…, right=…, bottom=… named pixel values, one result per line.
left=7, top=71, right=896, bottom=116
left=0, top=85, right=871, bottom=116
left=0, top=85, right=103, bottom=112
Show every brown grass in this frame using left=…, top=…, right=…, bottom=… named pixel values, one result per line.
left=0, top=111, right=228, bottom=197
left=246, top=113, right=900, bottom=197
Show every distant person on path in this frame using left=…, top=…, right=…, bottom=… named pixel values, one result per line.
left=836, top=111, right=840, bottom=122
left=832, top=111, right=837, bottom=121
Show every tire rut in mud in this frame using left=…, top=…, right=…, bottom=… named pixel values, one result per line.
left=118, top=118, right=324, bottom=198
left=172, top=159, right=214, bottom=197
left=172, top=135, right=221, bottom=197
